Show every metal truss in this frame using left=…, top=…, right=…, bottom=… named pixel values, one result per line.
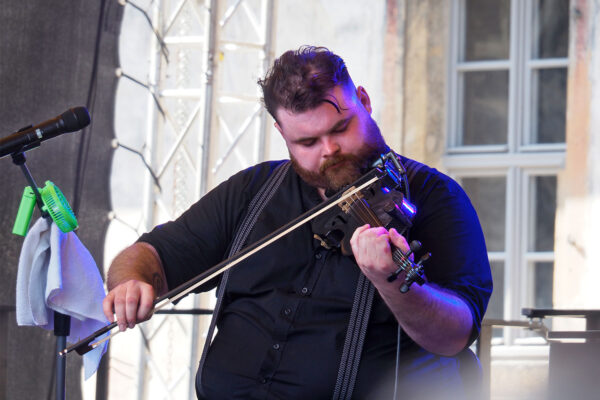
left=111, top=0, right=274, bottom=398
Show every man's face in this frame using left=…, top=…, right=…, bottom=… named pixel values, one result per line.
left=274, top=85, right=387, bottom=193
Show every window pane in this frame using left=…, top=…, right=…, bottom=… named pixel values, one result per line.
left=533, top=261, right=554, bottom=308
left=462, top=70, right=509, bottom=145
left=532, top=68, right=567, bottom=143
left=461, top=176, right=506, bottom=252
left=529, top=175, right=557, bottom=252
left=534, top=0, right=569, bottom=59
left=464, top=0, right=511, bottom=61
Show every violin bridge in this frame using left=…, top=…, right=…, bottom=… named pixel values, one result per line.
left=340, top=186, right=363, bottom=213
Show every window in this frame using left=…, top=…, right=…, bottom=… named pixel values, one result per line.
left=447, top=0, right=568, bottom=343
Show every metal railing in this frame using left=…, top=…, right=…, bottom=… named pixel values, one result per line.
left=477, top=309, right=600, bottom=399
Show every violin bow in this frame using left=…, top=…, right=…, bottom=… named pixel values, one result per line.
left=61, top=170, right=386, bottom=356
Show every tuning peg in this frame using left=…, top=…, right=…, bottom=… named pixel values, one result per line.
left=399, top=270, right=421, bottom=293
left=398, top=253, right=430, bottom=293
left=400, top=240, right=420, bottom=261
left=417, top=252, right=430, bottom=265
left=387, top=268, right=402, bottom=282
left=409, top=240, right=421, bottom=253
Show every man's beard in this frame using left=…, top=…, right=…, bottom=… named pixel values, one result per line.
left=290, top=117, right=388, bottom=193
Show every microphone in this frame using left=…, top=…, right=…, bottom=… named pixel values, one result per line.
left=0, top=106, right=90, bottom=158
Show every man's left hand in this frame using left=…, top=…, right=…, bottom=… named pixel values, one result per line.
left=350, top=224, right=411, bottom=288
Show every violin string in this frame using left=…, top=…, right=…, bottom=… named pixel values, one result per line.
left=346, top=195, right=413, bottom=273
left=392, top=250, right=412, bottom=271
left=347, top=195, right=380, bottom=226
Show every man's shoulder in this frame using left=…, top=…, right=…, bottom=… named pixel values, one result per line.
left=241, top=159, right=291, bottom=176
left=396, top=155, right=465, bottom=201
left=397, top=155, right=448, bottom=185
left=229, top=159, right=291, bottom=185
left=399, top=156, right=431, bottom=183
left=216, top=159, right=292, bottom=196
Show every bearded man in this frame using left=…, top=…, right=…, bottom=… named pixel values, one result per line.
left=103, top=46, right=492, bottom=399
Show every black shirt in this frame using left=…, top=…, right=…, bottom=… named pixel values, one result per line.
left=139, top=157, right=492, bottom=399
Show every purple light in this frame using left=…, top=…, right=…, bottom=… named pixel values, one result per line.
left=401, top=198, right=417, bottom=217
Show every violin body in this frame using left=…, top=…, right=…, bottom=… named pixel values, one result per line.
left=312, top=153, right=416, bottom=256
left=312, top=152, right=429, bottom=293
left=312, top=173, right=415, bottom=256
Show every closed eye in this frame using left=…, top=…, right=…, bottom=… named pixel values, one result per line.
left=330, top=117, right=351, bottom=134
left=298, top=138, right=317, bottom=147
left=332, top=124, right=348, bottom=133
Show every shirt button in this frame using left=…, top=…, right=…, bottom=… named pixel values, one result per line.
left=273, top=343, right=280, bottom=350
left=260, top=378, right=267, bottom=384
left=301, top=287, right=309, bottom=295
left=315, top=253, right=322, bottom=259
left=283, top=307, right=292, bottom=316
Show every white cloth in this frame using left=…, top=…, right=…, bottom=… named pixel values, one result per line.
left=16, top=217, right=108, bottom=379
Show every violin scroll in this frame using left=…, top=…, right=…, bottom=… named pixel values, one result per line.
left=386, top=240, right=430, bottom=293
left=399, top=252, right=429, bottom=293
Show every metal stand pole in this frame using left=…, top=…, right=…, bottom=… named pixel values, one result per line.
left=54, top=312, right=71, bottom=400
left=11, top=151, right=71, bottom=400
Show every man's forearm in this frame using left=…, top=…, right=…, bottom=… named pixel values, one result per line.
left=376, top=281, right=473, bottom=356
left=107, top=242, right=168, bottom=296
left=350, top=225, right=474, bottom=356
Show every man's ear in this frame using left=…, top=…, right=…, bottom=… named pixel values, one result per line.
left=274, top=121, right=284, bottom=135
left=356, top=86, right=372, bottom=114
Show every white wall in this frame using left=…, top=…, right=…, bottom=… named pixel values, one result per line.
left=266, top=0, right=387, bottom=160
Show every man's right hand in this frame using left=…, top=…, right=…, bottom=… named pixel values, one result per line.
left=103, top=279, right=156, bottom=331
left=102, top=242, right=168, bottom=331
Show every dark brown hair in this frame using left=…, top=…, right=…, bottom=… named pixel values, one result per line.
left=258, top=46, right=351, bottom=122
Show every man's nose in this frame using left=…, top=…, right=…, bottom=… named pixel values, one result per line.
left=322, top=137, right=340, bottom=156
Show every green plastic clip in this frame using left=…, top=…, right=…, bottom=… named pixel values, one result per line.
left=13, top=186, right=37, bottom=236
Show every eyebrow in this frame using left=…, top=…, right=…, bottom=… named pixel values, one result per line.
left=322, top=99, right=341, bottom=113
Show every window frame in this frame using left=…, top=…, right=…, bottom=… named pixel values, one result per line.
left=447, top=0, right=567, bottom=345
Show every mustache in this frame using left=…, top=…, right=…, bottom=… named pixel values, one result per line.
left=319, top=153, right=362, bottom=174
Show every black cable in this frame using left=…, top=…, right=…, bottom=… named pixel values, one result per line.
left=118, top=70, right=166, bottom=116
left=124, top=0, right=169, bottom=61
left=113, top=141, right=162, bottom=191
left=72, top=0, right=107, bottom=216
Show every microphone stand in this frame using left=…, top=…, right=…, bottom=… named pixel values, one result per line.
left=11, top=150, right=71, bottom=400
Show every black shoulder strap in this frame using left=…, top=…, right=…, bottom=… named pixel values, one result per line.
left=196, top=161, right=291, bottom=396
left=333, top=155, right=419, bottom=400
left=332, top=274, right=375, bottom=400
